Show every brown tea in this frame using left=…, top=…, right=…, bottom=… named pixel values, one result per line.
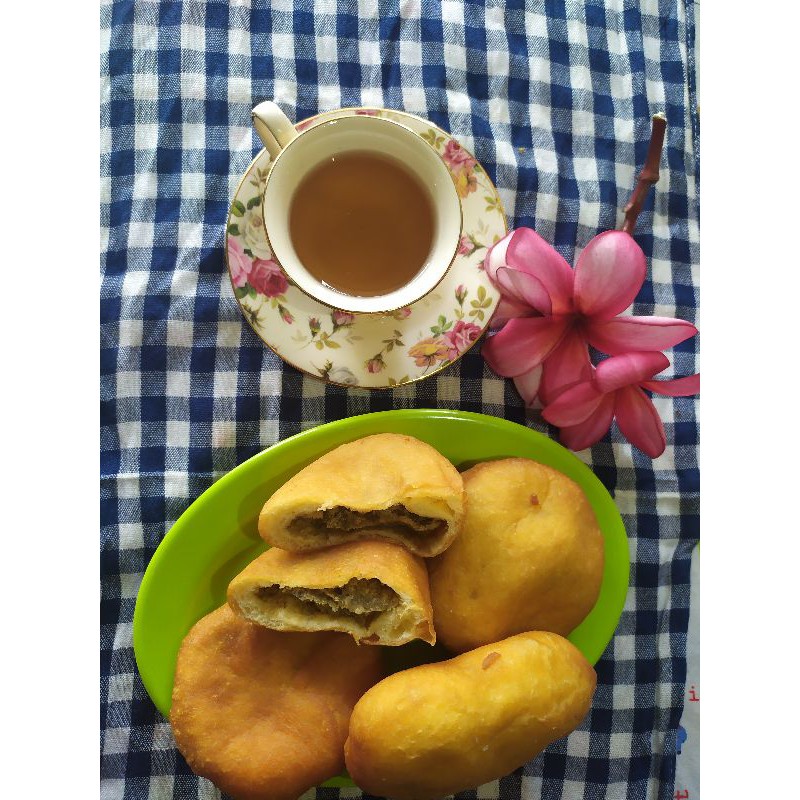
left=289, top=152, right=435, bottom=297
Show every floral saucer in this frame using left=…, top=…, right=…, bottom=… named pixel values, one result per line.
left=225, top=108, right=506, bottom=388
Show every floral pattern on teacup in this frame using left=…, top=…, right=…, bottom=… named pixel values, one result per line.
left=226, top=108, right=507, bottom=388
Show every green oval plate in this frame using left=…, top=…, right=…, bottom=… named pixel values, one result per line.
left=133, top=410, right=629, bottom=787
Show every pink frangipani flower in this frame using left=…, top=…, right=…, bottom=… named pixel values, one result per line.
left=541, top=351, right=700, bottom=458
left=481, top=228, right=698, bottom=406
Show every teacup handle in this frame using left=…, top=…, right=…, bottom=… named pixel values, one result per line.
left=252, top=101, right=298, bottom=159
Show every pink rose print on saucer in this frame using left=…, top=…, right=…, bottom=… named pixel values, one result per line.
left=229, top=235, right=293, bottom=328
left=442, top=140, right=478, bottom=198
left=443, top=139, right=476, bottom=170
left=391, top=306, right=412, bottom=320
left=366, top=355, right=386, bottom=373
left=364, top=330, right=404, bottom=376
left=228, top=238, right=252, bottom=288
left=249, top=258, right=289, bottom=297
left=332, top=310, right=356, bottom=329
left=457, top=235, right=477, bottom=256
left=444, top=320, right=482, bottom=360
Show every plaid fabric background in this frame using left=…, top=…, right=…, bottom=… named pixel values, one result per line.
left=100, top=1, right=700, bottom=799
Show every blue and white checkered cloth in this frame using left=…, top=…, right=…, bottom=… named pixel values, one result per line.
left=100, top=2, right=699, bottom=798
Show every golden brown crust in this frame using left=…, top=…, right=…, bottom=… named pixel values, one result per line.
left=227, top=541, right=435, bottom=645
left=344, top=631, right=597, bottom=800
left=169, top=605, right=384, bottom=800
left=257, top=433, right=465, bottom=557
left=429, top=458, right=605, bottom=651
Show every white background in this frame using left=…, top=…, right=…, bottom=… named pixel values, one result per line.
left=2, top=1, right=797, bottom=797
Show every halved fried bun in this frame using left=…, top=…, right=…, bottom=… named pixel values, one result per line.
left=228, top=540, right=435, bottom=646
left=258, top=433, right=464, bottom=557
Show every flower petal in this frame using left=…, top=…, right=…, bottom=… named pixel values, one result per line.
left=594, top=351, right=670, bottom=393
left=641, top=373, right=700, bottom=396
left=513, top=365, right=543, bottom=407
left=504, top=228, right=575, bottom=314
left=559, top=393, right=616, bottom=451
left=481, top=316, right=571, bottom=377
left=538, top=328, right=593, bottom=406
left=495, top=267, right=552, bottom=314
left=574, top=230, right=646, bottom=319
left=615, top=385, right=667, bottom=458
left=483, top=230, right=513, bottom=283
left=586, top=315, right=699, bottom=355
left=489, top=296, right=538, bottom=329
left=541, top=380, right=606, bottom=427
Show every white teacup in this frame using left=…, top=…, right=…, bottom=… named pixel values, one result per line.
left=251, top=101, right=462, bottom=314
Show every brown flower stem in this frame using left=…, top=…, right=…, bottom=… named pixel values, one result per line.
left=622, top=113, right=667, bottom=234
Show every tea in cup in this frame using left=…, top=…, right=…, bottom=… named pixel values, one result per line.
left=251, top=102, right=462, bottom=314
